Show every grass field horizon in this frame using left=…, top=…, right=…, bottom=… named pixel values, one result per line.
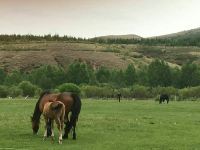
left=1, top=99, right=200, bottom=150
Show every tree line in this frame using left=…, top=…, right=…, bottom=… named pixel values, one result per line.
left=91, top=38, right=200, bottom=47
left=0, top=34, right=86, bottom=42
left=0, top=34, right=200, bottom=47
left=0, top=60, right=200, bottom=89
left=0, top=60, right=200, bottom=98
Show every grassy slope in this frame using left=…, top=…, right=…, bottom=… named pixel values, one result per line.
left=1, top=41, right=200, bottom=71
left=152, top=27, right=200, bottom=40
left=0, top=99, right=200, bottom=149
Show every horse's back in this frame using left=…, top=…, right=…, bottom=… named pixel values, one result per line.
left=39, top=94, right=58, bottom=112
left=39, top=92, right=75, bottom=115
left=160, top=94, right=169, bottom=99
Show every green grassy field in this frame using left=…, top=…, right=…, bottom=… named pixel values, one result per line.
left=1, top=99, right=200, bottom=150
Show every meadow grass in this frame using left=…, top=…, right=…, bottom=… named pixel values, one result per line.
left=0, top=99, right=200, bottom=150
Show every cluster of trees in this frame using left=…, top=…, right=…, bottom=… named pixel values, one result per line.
left=0, top=60, right=200, bottom=98
left=1, top=34, right=200, bottom=47
left=0, top=34, right=86, bottom=42
left=0, top=60, right=200, bottom=89
left=91, top=38, right=200, bottom=47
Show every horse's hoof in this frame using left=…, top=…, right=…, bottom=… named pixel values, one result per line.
left=51, top=136, right=55, bottom=141
left=73, top=134, right=76, bottom=140
left=43, top=137, right=47, bottom=141
left=59, top=140, right=62, bottom=144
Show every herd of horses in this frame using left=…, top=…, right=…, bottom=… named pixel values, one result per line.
left=31, top=91, right=169, bottom=144
left=31, top=91, right=82, bottom=144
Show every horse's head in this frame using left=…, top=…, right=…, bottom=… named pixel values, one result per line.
left=31, top=116, right=39, bottom=134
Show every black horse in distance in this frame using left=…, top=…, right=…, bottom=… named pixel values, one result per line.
left=159, top=94, right=169, bottom=104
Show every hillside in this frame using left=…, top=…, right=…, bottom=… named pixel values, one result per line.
left=151, top=27, right=200, bottom=40
left=94, top=34, right=142, bottom=40
left=1, top=41, right=200, bottom=72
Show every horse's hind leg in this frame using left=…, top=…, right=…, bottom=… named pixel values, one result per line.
left=51, top=121, right=55, bottom=142
left=72, top=124, right=76, bottom=140
left=47, top=119, right=52, bottom=137
left=63, top=113, right=69, bottom=139
left=43, top=118, right=48, bottom=141
left=56, top=118, right=62, bottom=144
left=63, top=121, right=70, bottom=139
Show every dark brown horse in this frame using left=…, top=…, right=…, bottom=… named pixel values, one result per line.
left=31, top=91, right=81, bottom=140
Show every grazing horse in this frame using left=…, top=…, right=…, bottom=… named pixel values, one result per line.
left=43, top=101, right=65, bottom=144
left=31, top=91, right=81, bottom=140
left=159, top=94, right=169, bottom=104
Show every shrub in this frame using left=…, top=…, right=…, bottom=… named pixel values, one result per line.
left=18, top=81, right=37, bottom=97
left=53, top=89, right=60, bottom=93
left=9, top=86, right=22, bottom=97
left=81, top=85, right=114, bottom=98
left=35, top=87, right=42, bottom=97
left=131, top=85, right=152, bottom=99
left=0, top=86, right=8, bottom=98
left=152, top=86, right=178, bottom=96
left=58, top=83, right=81, bottom=95
left=179, top=86, right=200, bottom=100
left=118, top=88, right=132, bottom=98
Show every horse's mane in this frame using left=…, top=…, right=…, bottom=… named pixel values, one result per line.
left=32, top=90, right=51, bottom=122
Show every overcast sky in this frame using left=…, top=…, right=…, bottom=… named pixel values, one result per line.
left=0, top=0, right=200, bottom=38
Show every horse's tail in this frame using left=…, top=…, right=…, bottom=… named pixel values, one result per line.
left=71, top=93, right=82, bottom=122
left=31, top=90, right=51, bottom=134
left=66, top=93, right=82, bottom=131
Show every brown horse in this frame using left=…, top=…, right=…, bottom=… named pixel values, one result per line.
left=43, top=101, right=65, bottom=144
left=31, top=91, right=81, bottom=140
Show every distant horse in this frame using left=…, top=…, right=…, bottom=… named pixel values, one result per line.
left=43, top=101, right=65, bottom=144
left=31, top=91, right=81, bottom=140
left=117, top=93, right=122, bottom=102
left=159, top=94, right=169, bottom=104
